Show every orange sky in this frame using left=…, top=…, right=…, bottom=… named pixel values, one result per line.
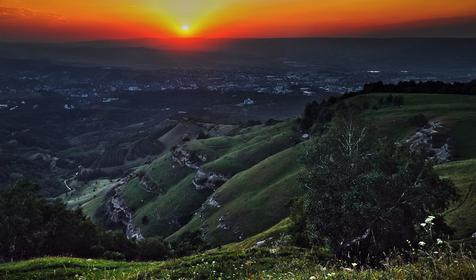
left=1, top=0, right=476, bottom=41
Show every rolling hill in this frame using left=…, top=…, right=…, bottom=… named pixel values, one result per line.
left=2, top=92, right=476, bottom=279
left=62, top=92, right=476, bottom=248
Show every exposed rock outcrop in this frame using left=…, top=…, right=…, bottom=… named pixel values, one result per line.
left=105, top=181, right=144, bottom=240
left=192, top=169, right=228, bottom=191
left=217, top=216, right=230, bottom=230
left=405, top=120, right=452, bottom=163
left=171, top=146, right=228, bottom=191
left=171, top=146, right=206, bottom=170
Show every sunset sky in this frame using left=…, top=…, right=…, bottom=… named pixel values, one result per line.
left=1, top=0, right=476, bottom=41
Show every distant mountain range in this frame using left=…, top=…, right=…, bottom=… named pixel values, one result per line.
left=1, top=38, right=476, bottom=72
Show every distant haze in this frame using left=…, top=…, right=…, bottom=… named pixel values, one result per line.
left=0, top=38, right=475, bottom=73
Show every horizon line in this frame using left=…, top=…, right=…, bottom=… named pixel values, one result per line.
left=1, top=36, right=476, bottom=45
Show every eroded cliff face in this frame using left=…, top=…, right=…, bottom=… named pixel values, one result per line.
left=192, top=170, right=228, bottom=191
left=406, top=120, right=452, bottom=163
left=171, top=145, right=228, bottom=191
left=171, top=146, right=205, bottom=170
left=104, top=180, right=144, bottom=240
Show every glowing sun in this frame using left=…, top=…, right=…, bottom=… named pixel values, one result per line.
left=181, top=24, right=190, bottom=34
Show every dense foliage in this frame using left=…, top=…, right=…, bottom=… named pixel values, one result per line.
left=0, top=181, right=175, bottom=262
left=296, top=115, right=457, bottom=264
left=362, top=80, right=476, bottom=95
left=299, top=94, right=403, bottom=133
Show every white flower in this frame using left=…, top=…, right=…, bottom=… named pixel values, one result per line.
left=351, top=263, right=358, bottom=267
left=420, top=223, right=427, bottom=227
left=309, top=276, right=317, bottom=280
left=425, top=216, right=435, bottom=225
left=436, top=238, right=443, bottom=244
left=418, top=241, right=426, bottom=247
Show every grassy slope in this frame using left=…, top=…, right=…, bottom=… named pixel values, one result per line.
left=174, top=94, right=476, bottom=245
left=65, top=94, right=476, bottom=242
left=2, top=249, right=475, bottom=280
left=357, top=94, right=476, bottom=159
left=223, top=217, right=293, bottom=251
left=7, top=94, right=476, bottom=279
left=357, top=94, right=476, bottom=239
left=436, top=159, right=476, bottom=238
left=61, top=179, right=115, bottom=223
left=130, top=121, right=301, bottom=238
left=169, top=143, right=305, bottom=245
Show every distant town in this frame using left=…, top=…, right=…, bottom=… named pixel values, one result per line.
left=1, top=57, right=475, bottom=112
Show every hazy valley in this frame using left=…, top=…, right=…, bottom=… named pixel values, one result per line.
left=1, top=38, right=476, bottom=279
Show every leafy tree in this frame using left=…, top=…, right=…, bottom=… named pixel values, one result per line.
left=0, top=181, right=174, bottom=262
left=297, top=115, right=456, bottom=264
left=0, top=181, right=102, bottom=261
left=407, top=113, right=429, bottom=127
left=137, top=237, right=170, bottom=260
left=362, top=80, right=476, bottom=95
left=142, top=215, right=150, bottom=225
left=171, top=231, right=210, bottom=257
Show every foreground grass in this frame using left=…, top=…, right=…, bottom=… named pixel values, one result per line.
left=436, top=159, right=476, bottom=238
left=2, top=247, right=475, bottom=280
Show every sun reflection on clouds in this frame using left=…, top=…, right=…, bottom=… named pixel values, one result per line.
left=0, top=0, right=475, bottom=40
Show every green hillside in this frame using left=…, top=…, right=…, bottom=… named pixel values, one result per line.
left=1, top=245, right=475, bottom=280
left=357, top=94, right=476, bottom=158
left=436, top=159, right=476, bottom=238
left=169, top=144, right=305, bottom=245
left=4, top=93, right=476, bottom=279
left=63, top=93, right=476, bottom=246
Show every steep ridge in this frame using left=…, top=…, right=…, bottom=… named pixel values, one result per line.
left=129, top=121, right=301, bottom=238
left=64, top=93, right=476, bottom=245
left=169, top=143, right=305, bottom=245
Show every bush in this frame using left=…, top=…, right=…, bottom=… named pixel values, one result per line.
left=296, top=114, right=456, bottom=264
left=197, top=131, right=210, bottom=140
left=408, top=113, right=429, bottom=127
left=102, top=251, right=126, bottom=261
left=0, top=181, right=173, bottom=262
left=137, top=237, right=170, bottom=261
left=142, top=215, right=150, bottom=225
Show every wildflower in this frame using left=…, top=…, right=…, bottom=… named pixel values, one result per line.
left=420, top=223, right=426, bottom=227
left=351, top=263, right=358, bottom=267
left=418, top=241, right=426, bottom=247
left=425, top=216, right=435, bottom=225
left=309, top=276, right=317, bottom=280
left=436, top=238, right=443, bottom=244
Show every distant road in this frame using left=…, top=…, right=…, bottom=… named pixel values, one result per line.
left=63, top=179, right=72, bottom=191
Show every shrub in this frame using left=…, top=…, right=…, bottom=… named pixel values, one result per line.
left=407, top=113, right=429, bottom=127
left=296, top=114, right=456, bottom=264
